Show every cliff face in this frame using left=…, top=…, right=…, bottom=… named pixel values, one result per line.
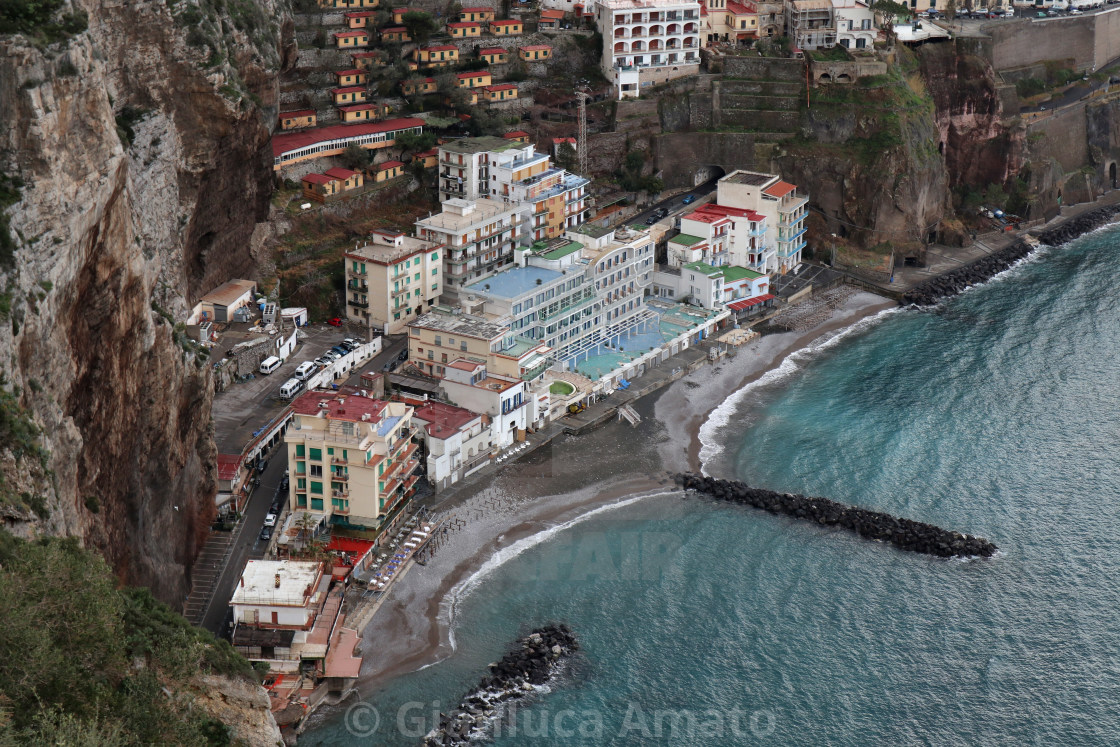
left=918, top=41, right=1026, bottom=192
left=0, top=0, right=291, bottom=606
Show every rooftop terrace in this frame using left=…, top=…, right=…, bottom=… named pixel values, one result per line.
left=465, top=265, right=564, bottom=300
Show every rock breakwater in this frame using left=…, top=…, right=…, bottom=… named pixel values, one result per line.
left=901, top=240, right=1033, bottom=306
left=422, top=624, right=579, bottom=746
left=1037, top=204, right=1120, bottom=246
left=676, top=473, right=996, bottom=558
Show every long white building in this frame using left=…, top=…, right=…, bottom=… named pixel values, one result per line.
left=595, top=0, right=702, bottom=98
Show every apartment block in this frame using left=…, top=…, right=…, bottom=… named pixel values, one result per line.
left=344, top=229, right=443, bottom=335
left=285, top=391, right=419, bottom=535
left=595, top=0, right=702, bottom=98
left=714, top=170, right=807, bottom=273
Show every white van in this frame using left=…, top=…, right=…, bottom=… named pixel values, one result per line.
left=259, top=356, right=281, bottom=375
left=294, top=361, right=317, bottom=381
left=279, top=378, right=304, bottom=399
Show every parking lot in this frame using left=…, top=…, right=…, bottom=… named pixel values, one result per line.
left=212, top=322, right=375, bottom=453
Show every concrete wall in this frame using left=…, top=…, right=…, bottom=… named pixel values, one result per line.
left=652, top=132, right=761, bottom=188
left=723, top=56, right=804, bottom=81
left=986, top=10, right=1120, bottom=73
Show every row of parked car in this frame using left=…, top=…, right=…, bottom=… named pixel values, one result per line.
left=276, top=338, right=366, bottom=399
left=259, top=475, right=288, bottom=542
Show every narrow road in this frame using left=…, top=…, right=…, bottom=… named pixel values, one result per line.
left=629, top=175, right=720, bottom=228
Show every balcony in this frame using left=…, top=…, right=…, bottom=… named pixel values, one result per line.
left=351, top=268, right=367, bottom=277
left=348, top=298, right=369, bottom=309
left=331, top=455, right=347, bottom=465
left=391, top=285, right=412, bottom=299
left=331, top=471, right=349, bottom=481
left=347, top=280, right=368, bottom=292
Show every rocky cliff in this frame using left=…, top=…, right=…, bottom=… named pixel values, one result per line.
left=0, top=0, right=293, bottom=606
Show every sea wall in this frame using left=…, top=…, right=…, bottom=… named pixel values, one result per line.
left=677, top=473, right=997, bottom=558
left=901, top=239, right=1033, bottom=306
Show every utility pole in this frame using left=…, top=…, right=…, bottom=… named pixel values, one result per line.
left=576, top=90, right=590, bottom=175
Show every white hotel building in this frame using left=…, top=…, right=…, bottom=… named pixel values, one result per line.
left=596, top=0, right=702, bottom=99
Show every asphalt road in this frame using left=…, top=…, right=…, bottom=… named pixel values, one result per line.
left=200, top=449, right=290, bottom=636
left=629, top=176, right=721, bottom=229
left=342, top=333, right=409, bottom=384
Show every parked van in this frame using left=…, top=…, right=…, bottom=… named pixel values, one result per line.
left=279, top=378, right=304, bottom=399
left=259, top=356, right=281, bottom=375
left=294, top=361, right=317, bottom=381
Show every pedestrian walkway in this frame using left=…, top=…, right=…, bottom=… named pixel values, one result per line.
left=184, top=531, right=235, bottom=626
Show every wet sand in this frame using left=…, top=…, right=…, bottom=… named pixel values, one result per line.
left=314, top=290, right=897, bottom=715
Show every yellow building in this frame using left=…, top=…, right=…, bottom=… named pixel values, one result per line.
left=325, top=167, right=364, bottom=191
left=518, top=44, right=552, bottom=61
left=374, top=159, right=405, bottom=181
left=380, top=26, right=411, bottom=42
left=326, top=0, right=379, bottom=7
left=414, top=45, right=460, bottom=67
left=279, top=109, right=316, bottom=130
left=413, top=148, right=439, bottom=168
left=400, top=77, right=437, bottom=96
left=460, top=6, right=496, bottom=22
left=344, top=10, right=376, bottom=27
left=332, top=86, right=368, bottom=105
left=334, top=68, right=368, bottom=86
left=286, top=391, right=419, bottom=536
left=352, top=51, right=385, bottom=69
left=301, top=173, right=340, bottom=202
left=456, top=70, right=492, bottom=88
left=338, top=103, right=377, bottom=122
left=489, top=19, right=523, bottom=35
left=448, top=21, right=482, bottom=37
left=344, top=229, right=443, bottom=334
left=334, top=30, right=370, bottom=48
left=408, top=311, right=507, bottom=379
left=391, top=6, right=427, bottom=22
left=478, top=47, right=508, bottom=64
left=483, top=83, right=518, bottom=102
left=502, top=130, right=529, bottom=143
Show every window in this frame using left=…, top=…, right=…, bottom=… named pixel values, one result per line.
left=311, top=498, right=324, bottom=511
left=309, top=447, right=322, bottom=460
left=295, top=461, right=305, bottom=474
left=297, top=478, right=306, bottom=489
left=296, top=444, right=305, bottom=457
left=435, top=335, right=441, bottom=345
left=431, top=251, right=439, bottom=261
left=310, top=465, right=323, bottom=477
left=448, top=337, right=455, bottom=345
left=327, top=447, right=334, bottom=455
left=460, top=341, right=467, bottom=351
left=432, top=268, right=438, bottom=276
left=310, top=481, right=323, bottom=495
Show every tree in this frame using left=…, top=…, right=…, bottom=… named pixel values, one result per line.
left=945, top=0, right=957, bottom=21
left=555, top=142, right=578, bottom=172
left=342, top=144, right=373, bottom=170
left=396, top=130, right=438, bottom=160
left=401, top=11, right=437, bottom=47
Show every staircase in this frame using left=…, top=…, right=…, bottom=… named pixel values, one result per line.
left=618, top=404, right=641, bottom=426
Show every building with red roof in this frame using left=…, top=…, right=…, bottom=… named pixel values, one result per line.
left=413, top=45, right=460, bottom=67
left=478, top=47, right=509, bottom=64
left=518, top=44, right=553, bottom=61
left=502, top=130, right=529, bottom=142
left=460, top=6, right=496, bottom=22
left=344, top=10, right=376, bottom=27
left=482, top=83, right=518, bottom=102
left=272, top=118, right=425, bottom=171
left=714, top=170, right=807, bottom=273
left=380, top=26, right=411, bottom=42
left=539, top=8, right=564, bottom=29
left=448, top=20, right=483, bottom=37
left=410, top=401, right=493, bottom=489
left=279, top=109, right=316, bottom=131
left=333, top=29, right=370, bottom=48
left=334, top=68, right=368, bottom=86
left=489, top=18, right=523, bottom=35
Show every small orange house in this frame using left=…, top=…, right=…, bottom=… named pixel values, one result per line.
left=392, top=6, right=426, bottom=22
left=324, top=167, right=364, bottom=191
left=502, top=130, right=530, bottom=143
left=414, top=45, right=459, bottom=67
left=374, top=160, right=405, bottom=182
left=334, top=30, right=370, bottom=48
left=460, top=6, right=496, bottom=22
left=279, top=109, right=316, bottom=130
left=334, top=68, right=368, bottom=86
left=489, top=19, right=523, bottom=35
left=380, top=26, right=411, bottom=43
left=352, top=51, right=386, bottom=69
left=483, top=83, right=518, bottom=102
left=338, top=103, right=377, bottom=122
left=326, top=0, right=378, bottom=7
left=400, top=77, right=437, bottom=96
left=332, top=86, right=368, bottom=105
left=345, top=10, right=376, bottom=27
left=448, top=21, right=482, bottom=38
left=302, top=173, right=340, bottom=202
left=479, top=47, right=508, bottom=64
left=518, top=44, right=552, bottom=61
left=413, top=148, right=439, bottom=168
left=456, top=70, right=492, bottom=88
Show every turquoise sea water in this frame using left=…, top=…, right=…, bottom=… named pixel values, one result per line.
left=306, top=226, right=1120, bottom=745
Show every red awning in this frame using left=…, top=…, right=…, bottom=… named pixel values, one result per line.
left=727, top=293, right=774, bottom=311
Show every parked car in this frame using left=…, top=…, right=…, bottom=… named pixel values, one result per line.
left=342, top=338, right=361, bottom=351
left=644, top=215, right=658, bottom=225
left=327, top=317, right=343, bottom=327
left=681, top=194, right=697, bottom=205
left=324, top=350, right=342, bottom=361
left=383, top=361, right=395, bottom=372
left=264, top=513, right=277, bottom=527
left=279, top=476, right=289, bottom=492
left=259, top=526, right=273, bottom=542
left=397, top=349, right=408, bottom=361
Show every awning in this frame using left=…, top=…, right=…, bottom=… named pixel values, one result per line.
left=727, top=293, right=775, bottom=312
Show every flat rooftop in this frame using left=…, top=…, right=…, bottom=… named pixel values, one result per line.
left=721, top=170, right=776, bottom=187
left=416, top=197, right=523, bottom=232
left=231, top=560, right=322, bottom=607
left=465, top=265, right=564, bottom=299
left=348, top=234, right=438, bottom=265
left=410, top=310, right=507, bottom=340
left=440, top=135, right=515, bottom=154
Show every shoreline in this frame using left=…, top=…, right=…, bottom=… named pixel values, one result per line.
left=300, top=290, right=898, bottom=721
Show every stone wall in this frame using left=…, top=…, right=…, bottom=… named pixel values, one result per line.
left=723, top=55, right=804, bottom=81
left=810, top=58, right=888, bottom=84
left=651, top=132, right=762, bottom=187
left=984, top=12, right=1120, bottom=73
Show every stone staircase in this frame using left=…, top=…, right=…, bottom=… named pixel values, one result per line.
left=183, top=531, right=235, bottom=627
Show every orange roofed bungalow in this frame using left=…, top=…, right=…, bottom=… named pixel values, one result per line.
left=518, top=44, right=552, bottom=61
left=456, top=70, right=492, bottom=88
left=502, top=130, right=530, bottom=143
left=460, top=6, right=496, bottom=21
left=448, top=21, right=482, bottom=37
left=413, top=148, right=438, bottom=168
left=413, top=44, right=459, bottom=67
left=391, top=6, right=427, bottom=22
left=489, top=18, right=523, bottom=35
left=539, top=8, right=564, bottom=29
left=334, top=68, right=368, bottom=86
left=400, top=76, right=437, bottom=96
left=373, top=160, right=405, bottom=182
left=478, top=46, right=508, bottom=64
left=333, top=29, right=370, bottom=48
left=380, top=25, right=411, bottom=42
left=482, top=83, right=518, bottom=102
left=352, top=50, right=386, bottom=70
left=279, top=109, right=316, bottom=131
left=344, top=9, right=376, bottom=27
left=331, top=85, right=368, bottom=105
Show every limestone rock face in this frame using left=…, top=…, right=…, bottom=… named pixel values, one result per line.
left=0, top=0, right=291, bottom=607
left=194, top=673, right=284, bottom=747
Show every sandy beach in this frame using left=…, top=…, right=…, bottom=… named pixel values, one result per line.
left=302, top=289, right=897, bottom=730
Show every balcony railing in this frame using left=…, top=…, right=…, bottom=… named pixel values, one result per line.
left=391, top=285, right=412, bottom=298
left=347, top=281, right=368, bottom=292
left=331, top=471, right=349, bottom=481
left=348, top=298, right=369, bottom=309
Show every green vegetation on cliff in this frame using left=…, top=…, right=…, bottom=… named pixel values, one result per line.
left=0, top=0, right=87, bottom=43
left=0, top=530, right=255, bottom=745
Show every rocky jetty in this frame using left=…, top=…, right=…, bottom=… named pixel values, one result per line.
left=676, top=473, right=996, bottom=558
left=422, top=624, right=579, bottom=746
left=1037, top=204, right=1120, bottom=246
left=901, top=239, right=1033, bottom=306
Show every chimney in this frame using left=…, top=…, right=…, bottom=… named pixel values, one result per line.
left=274, top=573, right=281, bottom=589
